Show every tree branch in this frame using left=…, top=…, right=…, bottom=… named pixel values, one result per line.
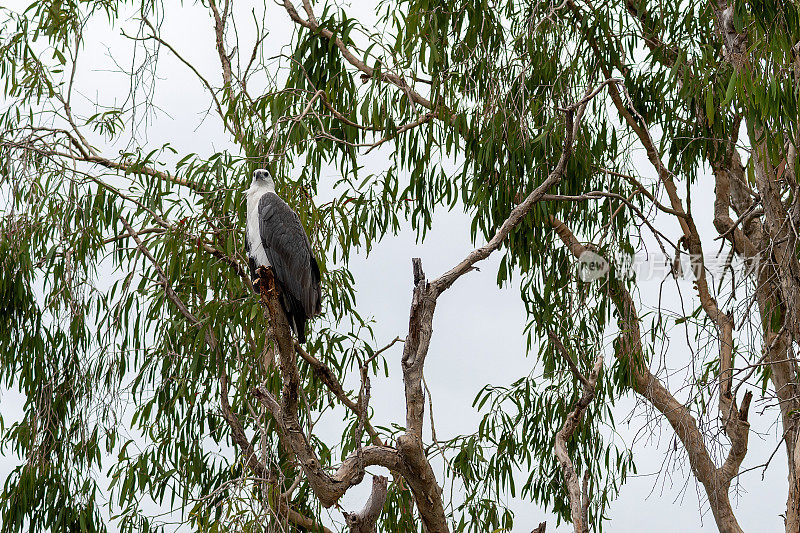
left=281, top=0, right=433, bottom=109
left=343, top=475, right=389, bottom=533
left=294, top=339, right=390, bottom=445
left=429, top=80, right=614, bottom=296
left=554, top=345, right=603, bottom=533
left=251, top=267, right=402, bottom=508
left=548, top=330, right=591, bottom=389
left=550, top=216, right=746, bottom=533
left=120, top=216, right=273, bottom=482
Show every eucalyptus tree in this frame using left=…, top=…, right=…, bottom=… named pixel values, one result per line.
left=1, top=0, right=799, bottom=532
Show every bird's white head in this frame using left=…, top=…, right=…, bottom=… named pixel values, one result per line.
left=251, top=168, right=276, bottom=193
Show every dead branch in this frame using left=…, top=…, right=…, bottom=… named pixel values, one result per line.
left=343, top=475, right=389, bottom=533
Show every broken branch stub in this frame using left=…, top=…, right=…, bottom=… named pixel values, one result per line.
left=343, top=475, right=389, bottom=533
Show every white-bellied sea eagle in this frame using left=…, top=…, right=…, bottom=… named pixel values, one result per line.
left=246, top=169, right=321, bottom=343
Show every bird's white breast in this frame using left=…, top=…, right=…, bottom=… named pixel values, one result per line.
left=246, top=185, right=271, bottom=269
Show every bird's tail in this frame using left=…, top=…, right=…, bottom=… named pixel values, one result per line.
left=279, top=287, right=308, bottom=344
left=295, top=315, right=307, bottom=344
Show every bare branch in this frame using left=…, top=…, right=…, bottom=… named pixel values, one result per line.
left=135, top=18, right=245, bottom=145
left=294, top=340, right=388, bottom=445
left=343, top=475, right=389, bottom=533
left=396, top=258, right=450, bottom=532
left=209, top=0, right=233, bottom=87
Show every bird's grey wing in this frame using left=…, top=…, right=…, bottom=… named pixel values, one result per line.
left=258, top=193, right=318, bottom=315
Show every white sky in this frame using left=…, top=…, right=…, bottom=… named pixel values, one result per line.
left=0, top=1, right=789, bottom=532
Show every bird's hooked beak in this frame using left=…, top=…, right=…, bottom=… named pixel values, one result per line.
left=251, top=169, right=276, bottom=191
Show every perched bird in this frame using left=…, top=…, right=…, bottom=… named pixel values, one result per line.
left=245, top=169, right=321, bottom=343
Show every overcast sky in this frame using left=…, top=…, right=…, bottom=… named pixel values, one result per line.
left=0, top=1, right=789, bottom=531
